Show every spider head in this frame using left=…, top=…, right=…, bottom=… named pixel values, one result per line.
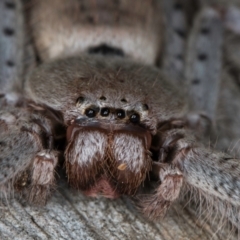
left=26, top=56, right=185, bottom=197
left=65, top=96, right=153, bottom=198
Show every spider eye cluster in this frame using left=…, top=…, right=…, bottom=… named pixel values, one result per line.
left=99, top=107, right=141, bottom=124
left=76, top=96, right=147, bottom=124
left=84, top=106, right=141, bottom=124
left=99, top=107, right=126, bottom=119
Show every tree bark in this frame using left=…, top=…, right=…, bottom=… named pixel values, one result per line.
left=0, top=179, right=236, bottom=240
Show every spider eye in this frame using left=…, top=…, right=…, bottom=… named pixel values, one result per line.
left=76, top=96, right=85, bottom=106
left=121, top=98, right=127, bottom=103
left=116, top=109, right=125, bottom=119
left=85, top=107, right=99, bottom=118
left=130, top=113, right=140, bottom=123
left=100, top=96, right=106, bottom=100
left=143, top=104, right=149, bottom=111
left=101, top=107, right=110, bottom=117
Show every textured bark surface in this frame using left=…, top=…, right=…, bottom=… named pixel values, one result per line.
left=0, top=178, right=237, bottom=240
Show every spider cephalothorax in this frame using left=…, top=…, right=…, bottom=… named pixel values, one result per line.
left=24, top=55, right=185, bottom=200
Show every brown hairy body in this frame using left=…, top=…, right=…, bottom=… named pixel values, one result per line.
left=1, top=0, right=240, bottom=238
